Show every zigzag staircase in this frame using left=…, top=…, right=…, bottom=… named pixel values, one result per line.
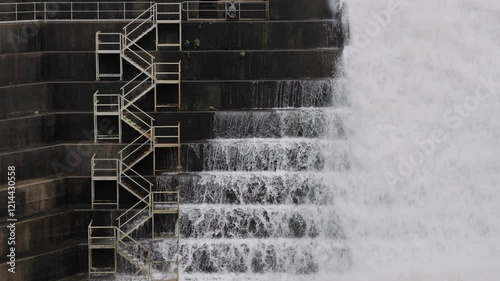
left=89, top=2, right=182, bottom=281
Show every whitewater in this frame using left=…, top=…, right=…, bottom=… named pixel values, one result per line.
left=331, top=0, right=500, bottom=280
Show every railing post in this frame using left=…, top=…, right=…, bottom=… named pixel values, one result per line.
left=44, top=2, right=46, bottom=21
left=97, top=2, right=99, bottom=21
left=123, top=2, right=126, bottom=21
left=15, top=3, right=17, bottom=23
left=95, top=32, right=99, bottom=80
left=71, top=2, right=73, bottom=22
left=267, top=1, right=270, bottom=20
left=33, top=3, right=36, bottom=22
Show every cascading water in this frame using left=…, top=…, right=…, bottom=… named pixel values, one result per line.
left=329, top=0, right=500, bottom=280
left=156, top=75, right=352, bottom=279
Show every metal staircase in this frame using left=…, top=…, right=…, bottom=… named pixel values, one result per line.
left=89, top=2, right=182, bottom=280
left=88, top=2, right=271, bottom=279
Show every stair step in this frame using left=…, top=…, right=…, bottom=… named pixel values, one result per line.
left=156, top=79, right=180, bottom=84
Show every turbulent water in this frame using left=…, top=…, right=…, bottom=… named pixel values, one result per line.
left=152, top=1, right=500, bottom=280
left=156, top=107, right=352, bottom=279
left=332, top=0, right=500, bottom=280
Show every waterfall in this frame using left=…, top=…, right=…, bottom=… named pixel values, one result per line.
left=157, top=73, right=352, bottom=279
left=330, top=0, right=500, bottom=280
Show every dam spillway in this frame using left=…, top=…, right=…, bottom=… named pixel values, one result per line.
left=6, top=0, right=500, bottom=280
left=156, top=94, right=352, bottom=279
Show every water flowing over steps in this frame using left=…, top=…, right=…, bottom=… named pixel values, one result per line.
left=181, top=139, right=351, bottom=172
left=178, top=205, right=345, bottom=239
left=213, top=108, right=348, bottom=139
left=118, top=249, right=150, bottom=274
left=155, top=87, right=352, bottom=279
left=155, top=238, right=350, bottom=275
left=158, top=172, right=339, bottom=205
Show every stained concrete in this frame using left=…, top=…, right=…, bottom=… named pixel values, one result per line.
left=0, top=0, right=346, bottom=279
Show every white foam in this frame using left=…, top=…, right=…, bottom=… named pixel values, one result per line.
left=330, top=0, right=500, bottom=280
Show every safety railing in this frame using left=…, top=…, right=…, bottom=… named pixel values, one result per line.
left=95, top=32, right=123, bottom=80
left=93, top=92, right=121, bottom=141
left=88, top=221, right=117, bottom=274
left=157, top=3, right=182, bottom=22
left=151, top=190, right=180, bottom=213
left=116, top=227, right=153, bottom=275
left=117, top=194, right=151, bottom=230
left=155, top=62, right=181, bottom=83
left=182, top=1, right=269, bottom=21
left=121, top=96, right=154, bottom=128
left=123, top=3, right=156, bottom=43
left=88, top=221, right=117, bottom=247
left=94, top=92, right=120, bottom=114
left=120, top=161, right=154, bottom=193
left=154, top=123, right=181, bottom=146
left=0, top=2, right=155, bottom=23
left=96, top=32, right=121, bottom=54
left=121, top=65, right=155, bottom=106
left=122, top=34, right=155, bottom=70
left=91, top=154, right=119, bottom=179
left=119, top=131, right=154, bottom=168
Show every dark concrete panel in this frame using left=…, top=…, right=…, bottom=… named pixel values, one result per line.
left=181, top=79, right=341, bottom=110
left=0, top=114, right=57, bottom=151
left=0, top=111, right=214, bottom=152
left=0, top=243, right=86, bottom=281
left=0, top=83, right=52, bottom=119
left=0, top=52, right=95, bottom=87
left=182, top=20, right=344, bottom=50
left=45, top=52, right=95, bottom=81
left=269, top=0, right=339, bottom=20
left=0, top=49, right=339, bottom=87
left=0, top=177, right=90, bottom=220
left=0, top=144, right=124, bottom=183
left=0, top=78, right=340, bottom=117
left=0, top=20, right=343, bottom=54
left=156, top=49, right=341, bottom=80
left=0, top=53, right=45, bottom=86
left=51, top=82, right=125, bottom=111
left=0, top=211, right=77, bottom=257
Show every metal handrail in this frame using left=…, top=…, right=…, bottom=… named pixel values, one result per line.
left=117, top=194, right=150, bottom=227
left=151, top=190, right=180, bottom=212
left=121, top=65, right=154, bottom=102
left=91, top=154, right=96, bottom=178
left=123, top=4, right=156, bottom=35
left=122, top=96, right=155, bottom=124
left=122, top=35, right=155, bottom=66
left=92, top=158, right=119, bottom=177
left=116, top=227, right=152, bottom=274
left=124, top=4, right=156, bottom=41
left=154, top=62, right=181, bottom=81
left=120, top=162, right=154, bottom=191
left=94, top=93, right=120, bottom=110
left=182, top=1, right=269, bottom=21
left=122, top=106, right=153, bottom=133
left=121, top=67, right=152, bottom=90
left=88, top=221, right=117, bottom=246
left=0, top=2, right=155, bottom=24
left=119, top=131, right=153, bottom=163
left=96, top=32, right=121, bottom=51
left=157, top=3, right=182, bottom=22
